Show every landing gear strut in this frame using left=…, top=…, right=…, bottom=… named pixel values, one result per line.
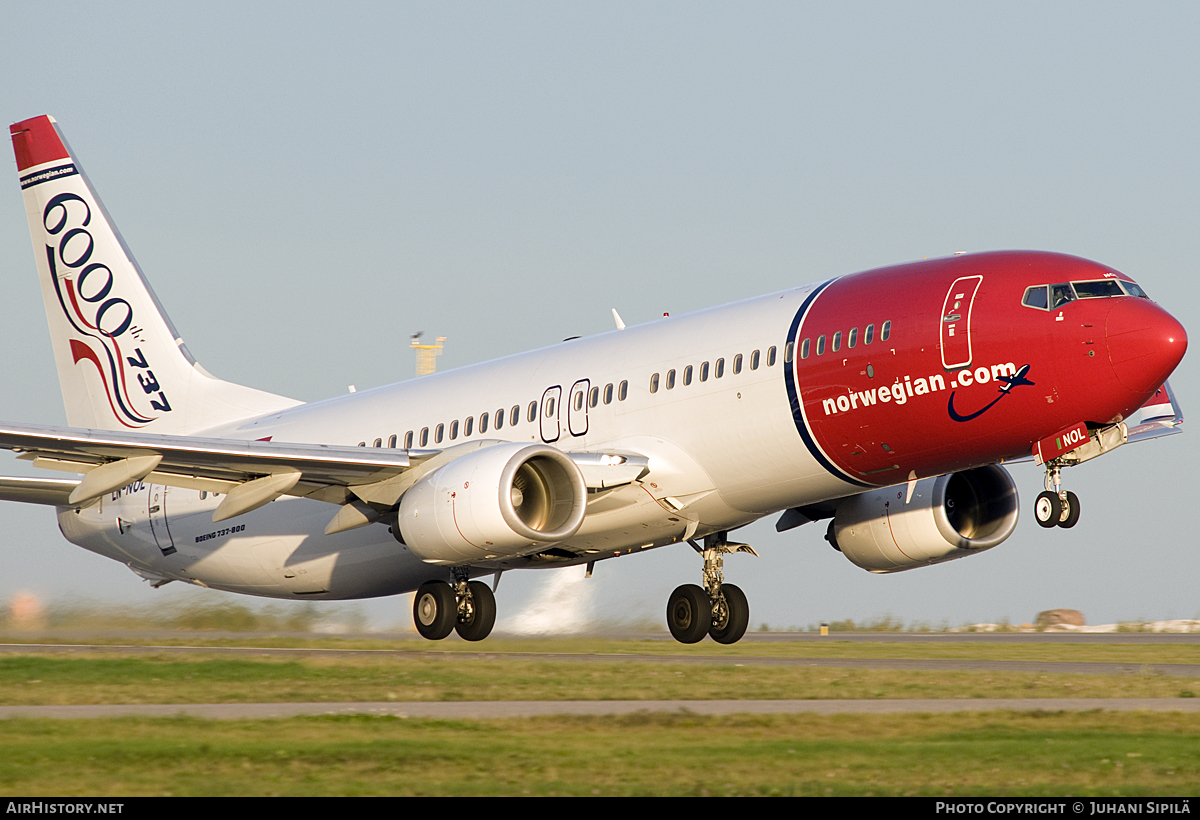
left=1034, top=462, right=1081, bottom=529
left=413, top=571, right=497, bottom=641
left=666, top=532, right=755, bottom=644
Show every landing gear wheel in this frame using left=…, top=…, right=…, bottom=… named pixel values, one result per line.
left=455, top=581, right=497, bottom=642
left=667, top=584, right=711, bottom=644
left=709, top=583, right=749, bottom=645
left=1058, top=491, right=1081, bottom=529
left=1034, top=491, right=1062, bottom=528
left=413, top=581, right=456, bottom=640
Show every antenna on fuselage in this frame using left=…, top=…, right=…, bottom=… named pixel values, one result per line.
left=410, top=332, right=446, bottom=376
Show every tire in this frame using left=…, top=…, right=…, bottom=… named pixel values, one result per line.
left=709, top=583, right=749, bottom=645
left=666, top=584, right=711, bottom=644
left=1058, top=491, right=1081, bottom=529
left=413, top=581, right=456, bottom=640
left=1034, top=491, right=1061, bottom=528
left=455, top=580, right=497, bottom=642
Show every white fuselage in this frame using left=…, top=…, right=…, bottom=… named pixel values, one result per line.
left=58, top=282, right=852, bottom=599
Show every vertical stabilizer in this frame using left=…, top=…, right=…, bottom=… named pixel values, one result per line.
left=10, top=116, right=300, bottom=434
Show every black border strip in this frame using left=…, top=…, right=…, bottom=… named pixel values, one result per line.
left=783, top=280, right=872, bottom=489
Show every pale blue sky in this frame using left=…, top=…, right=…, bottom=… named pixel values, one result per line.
left=1, top=2, right=1197, bottom=631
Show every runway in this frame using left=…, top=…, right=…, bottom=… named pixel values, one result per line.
left=3, top=640, right=1198, bottom=678
left=2, top=634, right=1198, bottom=719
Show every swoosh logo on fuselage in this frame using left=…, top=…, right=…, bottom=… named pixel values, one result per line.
left=947, top=364, right=1034, bottom=422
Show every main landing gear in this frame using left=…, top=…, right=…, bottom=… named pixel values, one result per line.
left=666, top=532, right=756, bottom=645
left=413, top=571, right=497, bottom=641
left=1034, top=461, right=1081, bottom=529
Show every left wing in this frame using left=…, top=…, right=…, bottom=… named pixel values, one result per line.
left=0, top=422, right=652, bottom=533
left=0, top=421, right=440, bottom=525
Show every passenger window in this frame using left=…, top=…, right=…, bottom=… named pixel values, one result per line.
left=545, top=398, right=555, bottom=417
left=388, top=434, right=397, bottom=448
left=767, top=346, right=777, bottom=366
left=817, top=336, right=826, bottom=356
left=700, top=362, right=709, bottom=382
left=801, top=339, right=810, bottom=359
left=683, top=365, right=692, bottom=386
left=750, top=350, right=760, bottom=370
left=373, top=438, right=382, bottom=448
left=511, top=405, right=520, bottom=424
left=465, top=417, right=474, bottom=436
left=357, top=442, right=365, bottom=447
left=450, top=420, right=459, bottom=440
left=650, top=373, right=660, bottom=393
left=434, top=424, right=444, bottom=444
left=832, top=332, right=841, bottom=353
left=527, top=401, right=537, bottom=423
left=618, top=380, right=628, bottom=400
left=574, top=391, right=584, bottom=411
left=667, top=369, right=676, bottom=389
left=603, top=383, right=613, bottom=404
left=495, top=408, right=504, bottom=429
left=404, top=431, right=413, bottom=449
left=848, top=328, right=858, bottom=348
left=733, top=354, right=743, bottom=374
left=881, top=321, right=891, bottom=342
left=865, top=324, right=875, bottom=345
left=715, top=358, right=725, bottom=377
left=480, top=412, right=489, bottom=433
left=590, top=387, right=599, bottom=407
left=419, top=428, right=429, bottom=447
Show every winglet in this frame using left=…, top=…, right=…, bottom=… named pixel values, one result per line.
left=1127, top=380, right=1184, bottom=443
left=612, top=309, right=626, bottom=331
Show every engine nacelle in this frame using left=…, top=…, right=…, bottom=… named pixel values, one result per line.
left=829, top=465, right=1019, bottom=573
left=397, top=443, right=587, bottom=564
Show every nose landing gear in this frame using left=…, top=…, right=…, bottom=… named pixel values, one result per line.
left=1034, top=462, right=1081, bottom=529
left=666, top=532, right=755, bottom=644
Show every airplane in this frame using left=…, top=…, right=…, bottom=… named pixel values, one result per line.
left=2, top=114, right=1188, bottom=644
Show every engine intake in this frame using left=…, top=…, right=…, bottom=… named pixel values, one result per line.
left=397, top=443, right=586, bottom=564
left=829, top=465, right=1019, bottom=573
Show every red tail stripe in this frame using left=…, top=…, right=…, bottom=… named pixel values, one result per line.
left=10, top=116, right=70, bottom=172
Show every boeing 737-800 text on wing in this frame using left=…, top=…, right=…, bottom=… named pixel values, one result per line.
left=2, top=115, right=1187, bottom=643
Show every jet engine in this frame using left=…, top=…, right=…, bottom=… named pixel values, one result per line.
left=396, top=443, right=587, bottom=564
left=828, top=465, right=1019, bottom=573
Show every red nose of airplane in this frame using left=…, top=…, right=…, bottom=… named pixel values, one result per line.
left=1106, top=297, right=1188, bottom=396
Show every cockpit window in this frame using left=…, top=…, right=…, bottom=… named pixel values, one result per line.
left=1073, top=280, right=1124, bottom=299
left=1025, top=279, right=1146, bottom=310
left=1022, top=286, right=1049, bottom=310
left=1050, top=283, right=1077, bottom=308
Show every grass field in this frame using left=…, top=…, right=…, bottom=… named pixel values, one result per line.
left=2, top=712, right=1199, bottom=796
left=1, top=638, right=1198, bottom=795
